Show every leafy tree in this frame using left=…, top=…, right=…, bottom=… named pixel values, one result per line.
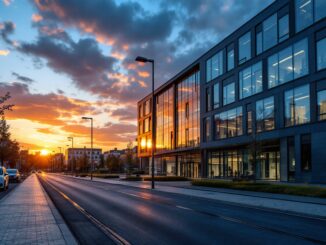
left=105, top=155, right=121, bottom=173
left=0, top=116, right=20, bottom=167
left=0, top=92, right=14, bottom=116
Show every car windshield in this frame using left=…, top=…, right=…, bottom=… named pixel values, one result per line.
left=7, top=169, right=17, bottom=174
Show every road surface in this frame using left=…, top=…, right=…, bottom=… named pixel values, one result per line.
left=40, top=174, right=326, bottom=245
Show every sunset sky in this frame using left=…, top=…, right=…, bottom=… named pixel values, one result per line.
left=0, top=0, right=273, bottom=153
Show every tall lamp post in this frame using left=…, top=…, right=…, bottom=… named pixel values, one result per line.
left=135, top=56, right=155, bottom=189
left=58, top=147, right=62, bottom=172
left=82, top=117, right=93, bottom=180
left=68, top=137, right=74, bottom=173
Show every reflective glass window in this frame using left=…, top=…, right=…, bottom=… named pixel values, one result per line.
left=223, top=82, right=235, bottom=105
left=256, top=96, right=275, bottom=132
left=295, top=0, right=313, bottom=32
left=205, top=117, right=211, bottom=142
left=284, top=84, right=310, bottom=127
left=268, top=39, right=308, bottom=88
left=214, top=107, right=243, bottom=139
left=206, top=87, right=211, bottom=112
left=213, top=83, right=219, bottom=109
left=238, top=32, right=251, bottom=64
left=227, top=48, right=234, bottom=71
left=317, top=38, right=326, bottom=71
left=278, top=15, right=289, bottom=42
left=207, top=51, right=223, bottom=82
left=239, top=61, right=262, bottom=99
left=256, top=32, right=262, bottom=55
left=318, top=90, right=326, bottom=121
left=263, top=14, right=277, bottom=51
left=315, top=0, right=326, bottom=21
left=293, top=39, right=309, bottom=79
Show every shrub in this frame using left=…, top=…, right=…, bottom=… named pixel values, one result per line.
left=143, top=176, right=188, bottom=181
left=122, top=176, right=143, bottom=181
left=191, top=179, right=326, bottom=198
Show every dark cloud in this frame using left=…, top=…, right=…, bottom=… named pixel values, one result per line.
left=33, top=0, right=175, bottom=45
left=11, top=72, right=35, bottom=84
left=111, top=107, right=137, bottom=121
left=0, top=21, right=15, bottom=45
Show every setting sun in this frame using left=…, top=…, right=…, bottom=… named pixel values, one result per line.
left=40, top=149, right=49, bottom=156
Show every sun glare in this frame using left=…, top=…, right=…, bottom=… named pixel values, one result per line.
left=40, top=149, right=49, bottom=156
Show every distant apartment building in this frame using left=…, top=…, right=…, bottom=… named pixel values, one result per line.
left=137, top=0, right=326, bottom=183
left=67, top=148, right=102, bottom=166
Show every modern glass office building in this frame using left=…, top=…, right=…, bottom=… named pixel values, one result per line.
left=137, top=0, right=326, bottom=183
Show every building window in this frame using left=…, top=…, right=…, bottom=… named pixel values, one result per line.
left=301, top=134, right=311, bottom=171
left=144, top=99, right=151, bottom=115
left=317, top=38, right=326, bottom=71
left=223, top=82, right=235, bottom=105
left=138, top=121, right=143, bottom=134
left=227, top=48, right=234, bottom=71
left=284, top=84, right=310, bottom=127
left=278, top=14, right=289, bottom=42
left=295, top=0, right=326, bottom=32
left=238, top=32, right=251, bottom=64
left=144, top=117, right=151, bottom=132
left=263, top=14, right=277, bottom=51
left=287, top=137, right=296, bottom=179
left=139, top=104, right=143, bottom=117
left=256, top=96, right=275, bottom=132
left=204, top=117, right=211, bottom=142
left=239, top=61, right=262, bottom=99
left=317, top=90, right=326, bottom=120
left=213, top=83, right=219, bottom=109
left=315, top=0, right=326, bottom=21
left=215, top=107, right=243, bottom=139
left=206, top=50, right=223, bottom=82
left=268, top=38, right=308, bottom=88
left=247, top=110, right=253, bottom=134
left=256, top=31, right=262, bottom=55
left=185, top=102, right=189, bottom=118
left=206, top=88, right=211, bottom=112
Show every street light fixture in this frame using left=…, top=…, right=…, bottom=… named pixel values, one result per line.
left=135, top=55, right=155, bottom=189
left=82, top=117, right=94, bottom=180
left=68, top=137, right=74, bottom=173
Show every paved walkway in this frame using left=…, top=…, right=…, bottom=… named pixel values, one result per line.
left=69, top=175, right=326, bottom=218
left=0, top=174, right=77, bottom=245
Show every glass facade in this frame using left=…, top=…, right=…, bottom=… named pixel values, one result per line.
left=301, top=134, right=311, bottom=171
left=318, top=90, right=326, bottom=120
left=284, top=84, right=310, bottom=127
left=223, top=82, right=235, bottom=105
left=239, top=62, right=263, bottom=99
left=268, top=39, right=308, bottom=88
left=317, top=38, right=326, bottom=71
left=206, top=87, right=211, bottom=111
left=208, top=150, right=253, bottom=178
left=227, top=48, right=234, bottom=71
left=295, top=0, right=326, bottom=32
left=278, top=14, right=289, bottom=42
left=263, top=14, right=277, bottom=51
left=214, top=106, right=243, bottom=139
left=213, top=83, right=219, bottom=109
left=156, top=87, right=174, bottom=152
left=154, top=156, right=176, bottom=176
left=204, top=117, right=211, bottom=142
left=177, top=71, right=200, bottom=148
left=206, top=50, right=223, bottom=82
left=256, top=96, right=275, bottom=132
left=238, top=32, right=251, bottom=64
left=144, top=99, right=151, bottom=115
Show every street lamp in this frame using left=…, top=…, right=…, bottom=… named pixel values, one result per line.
left=68, top=137, right=74, bottom=173
left=135, top=56, right=155, bottom=189
left=82, top=116, right=94, bottom=180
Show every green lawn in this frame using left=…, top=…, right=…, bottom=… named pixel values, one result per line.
left=191, top=179, right=326, bottom=198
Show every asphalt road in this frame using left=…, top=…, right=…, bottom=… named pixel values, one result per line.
left=41, top=174, right=326, bottom=245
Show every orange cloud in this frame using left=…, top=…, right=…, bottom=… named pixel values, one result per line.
left=0, top=50, right=10, bottom=56
left=32, top=13, right=43, bottom=22
left=138, top=71, right=150, bottom=78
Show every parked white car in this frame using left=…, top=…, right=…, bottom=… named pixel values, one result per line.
left=0, top=167, right=9, bottom=191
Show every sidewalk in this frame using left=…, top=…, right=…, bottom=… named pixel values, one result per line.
left=0, top=174, right=77, bottom=245
left=70, top=175, right=326, bottom=218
